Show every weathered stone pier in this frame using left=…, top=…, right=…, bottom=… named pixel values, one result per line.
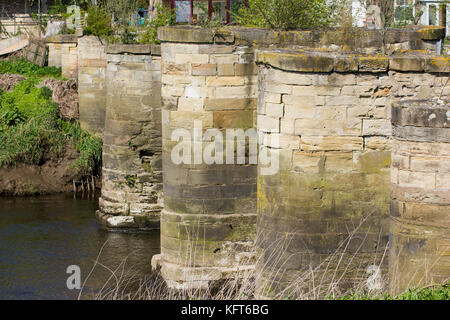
left=46, top=25, right=450, bottom=295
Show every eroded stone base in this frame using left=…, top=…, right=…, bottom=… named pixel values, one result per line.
left=96, top=210, right=160, bottom=232
left=151, top=253, right=255, bottom=290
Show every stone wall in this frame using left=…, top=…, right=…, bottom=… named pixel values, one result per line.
left=151, top=25, right=446, bottom=290
left=96, top=44, right=163, bottom=231
left=255, top=51, right=450, bottom=297
left=77, top=36, right=107, bottom=135
left=46, top=34, right=78, bottom=78
left=66, top=25, right=449, bottom=294
left=389, top=100, right=450, bottom=294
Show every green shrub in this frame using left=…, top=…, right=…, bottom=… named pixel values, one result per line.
left=139, top=4, right=176, bottom=44
left=0, top=58, right=61, bottom=78
left=60, top=121, right=102, bottom=178
left=233, top=0, right=333, bottom=30
left=103, top=0, right=149, bottom=24
left=337, top=283, right=450, bottom=300
left=0, top=78, right=64, bottom=165
left=0, top=76, right=102, bottom=179
left=83, top=5, right=113, bottom=37
left=395, top=284, right=450, bottom=300
left=107, top=26, right=138, bottom=44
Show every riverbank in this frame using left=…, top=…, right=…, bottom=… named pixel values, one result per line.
left=0, top=57, right=102, bottom=196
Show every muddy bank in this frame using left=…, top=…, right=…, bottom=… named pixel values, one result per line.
left=0, top=153, right=101, bottom=196
left=0, top=143, right=100, bottom=196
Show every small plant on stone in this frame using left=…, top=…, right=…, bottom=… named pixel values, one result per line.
left=83, top=5, right=113, bottom=37
left=125, top=174, right=137, bottom=188
left=139, top=4, right=176, bottom=44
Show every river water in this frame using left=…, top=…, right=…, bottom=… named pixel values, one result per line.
left=0, top=193, right=160, bottom=300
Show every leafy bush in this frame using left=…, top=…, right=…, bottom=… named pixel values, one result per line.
left=233, top=0, right=333, bottom=30
left=140, top=4, right=176, bottom=44
left=0, top=77, right=101, bottom=179
left=0, top=58, right=61, bottom=78
left=338, top=283, right=450, bottom=300
left=83, top=5, right=113, bottom=37
left=395, top=284, right=450, bottom=300
left=103, top=0, right=149, bottom=24
left=60, top=121, right=102, bottom=178
left=0, top=79, right=64, bottom=166
left=107, top=26, right=138, bottom=44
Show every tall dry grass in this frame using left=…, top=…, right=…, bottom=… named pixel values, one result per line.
left=78, top=211, right=400, bottom=300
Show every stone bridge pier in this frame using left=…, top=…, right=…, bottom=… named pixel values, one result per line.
left=96, top=44, right=163, bottom=230
left=389, top=100, right=450, bottom=294
left=52, top=25, right=450, bottom=294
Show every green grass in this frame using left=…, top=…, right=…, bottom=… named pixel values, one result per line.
left=0, top=73, right=101, bottom=179
left=0, top=58, right=61, bottom=79
left=337, top=283, right=450, bottom=300
left=60, top=120, right=102, bottom=178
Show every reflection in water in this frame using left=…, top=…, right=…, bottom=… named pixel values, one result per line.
left=0, top=193, right=160, bottom=300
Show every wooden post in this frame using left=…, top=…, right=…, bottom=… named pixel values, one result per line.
left=208, top=0, right=212, bottom=19
left=440, top=4, right=447, bottom=29
left=190, top=0, right=194, bottom=22
left=226, top=0, right=230, bottom=24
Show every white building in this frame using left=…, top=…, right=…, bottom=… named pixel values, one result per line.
left=353, top=0, right=450, bottom=36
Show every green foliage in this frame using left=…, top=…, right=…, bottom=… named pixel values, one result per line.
left=337, top=283, right=450, bottom=300
left=0, top=79, right=64, bottom=166
left=230, top=0, right=245, bottom=23
left=48, top=0, right=72, bottom=15
left=107, top=26, right=138, bottom=44
left=392, top=2, right=422, bottom=28
left=0, top=58, right=61, bottom=79
left=125, top=174, right=137, bottom=188
left=103, top=0, right=148, bottom=24
left=0, top=75, right=101, bottom=179
left=83, top=5, right=113, bottom=37
left=60, top=121, right=102, bottom=178
left=233, top=0, right=333, bottom=30
left=139, top=4, right=176, bottom=44
left=59, top=22, right=76, bottom=35
left=395, top=284, right=450, bottom=300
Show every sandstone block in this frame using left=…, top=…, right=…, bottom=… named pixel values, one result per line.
left=301, top=136, right=363, bottom=151
left=362, top=119, right=392, bottom=136
left=192, top=64, right=217, bottom=76
left=217, top=63, right=234, bottom=76
left=258, top=115, right=280, bottom=132
left=206, top=76, right=245, bottom=86
left=204, top=98, right=257, bottom=111
left=293, top=86, right=340, bottom=96
left=175, top=53, right=209, bottom=64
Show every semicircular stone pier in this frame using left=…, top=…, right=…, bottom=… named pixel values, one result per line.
left=254, top=46, right=450, bottom=297
left=389, top=100, right=450, bottom=295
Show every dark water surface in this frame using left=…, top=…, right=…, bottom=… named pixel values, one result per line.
left=0, top=193, right=160, bottom=300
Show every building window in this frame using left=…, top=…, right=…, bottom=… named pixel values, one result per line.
left=394, top=0, right=415, bottom=24
left=429, top=4, right=438, bottom=25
